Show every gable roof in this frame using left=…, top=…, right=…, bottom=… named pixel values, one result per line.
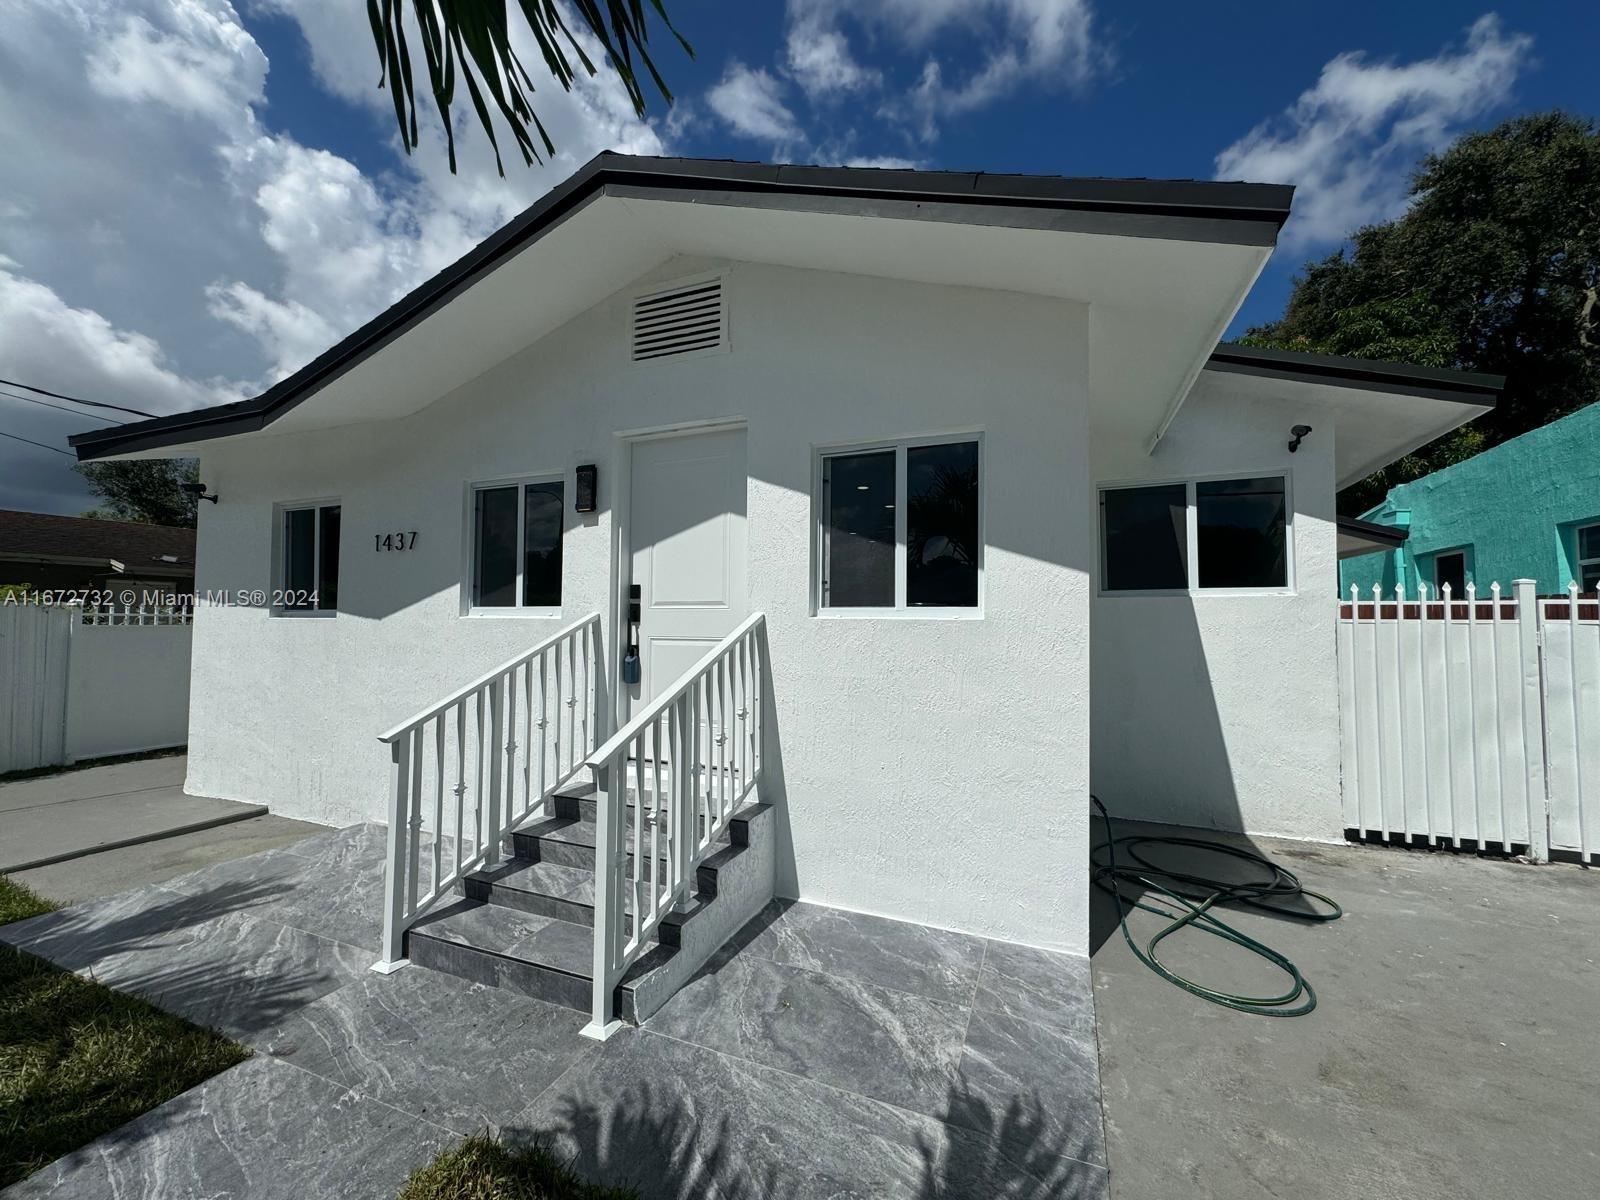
left=71, top=152, right=1295, bottom=462
left=0, top=509, right=195, bottom=571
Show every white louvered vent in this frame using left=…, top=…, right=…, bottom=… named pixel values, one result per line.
left=631, top=276, right=725, bottom=362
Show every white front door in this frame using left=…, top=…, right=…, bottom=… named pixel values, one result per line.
left=628, top=427, right=748, bottom=712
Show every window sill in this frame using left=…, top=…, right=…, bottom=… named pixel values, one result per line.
left=1098, top=589, right=1297, bottom=600
left=461, top=608, right=564, bottom=620
left=814, top=607, right=984, bottom=621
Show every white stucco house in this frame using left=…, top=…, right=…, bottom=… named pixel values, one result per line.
left=71, top=154, right=1500, bottom=1036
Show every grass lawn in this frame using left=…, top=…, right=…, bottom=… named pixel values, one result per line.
left=0, top=874, right=251, bottom=1188
left=400, top=1134, right=639, bottom=1200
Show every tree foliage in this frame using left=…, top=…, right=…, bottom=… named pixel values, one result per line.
left=369, top=0, right=690, bottom=175
left=75, top=459, right=200, bottom=528
left=1244, top=111, right=1600, bottom=514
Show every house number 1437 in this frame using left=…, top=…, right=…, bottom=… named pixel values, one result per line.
left=375, top=532, right=418, bottom=551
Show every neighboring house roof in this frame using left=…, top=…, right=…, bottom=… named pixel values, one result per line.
left=1336, top=516, right=1409, bottom=560
left=0, top=509, right=195, bottom=574
left=71, top=153, right=1294, bottom=463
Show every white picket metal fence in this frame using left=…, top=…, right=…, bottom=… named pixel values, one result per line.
left=1337, top=579, right=1599, bottom=864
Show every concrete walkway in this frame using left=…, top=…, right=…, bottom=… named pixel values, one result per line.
left=0, top=825, right=1107, bottom=1199
left=0, top=755, right=261, bottom=872
left=1090, top=819, right=1600, bottom=1200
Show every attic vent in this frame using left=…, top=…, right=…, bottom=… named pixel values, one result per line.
left=631, top=277, right=724, bottom=362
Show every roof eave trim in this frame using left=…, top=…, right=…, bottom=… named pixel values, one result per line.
left=73, top=154, right=1295, bottom=462
left=1206, top=347, right=1502, bottom=406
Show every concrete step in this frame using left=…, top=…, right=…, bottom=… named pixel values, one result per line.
left=411, top=800, right=772, bottom=1024
left=405, top=898, right=673, bottom=1020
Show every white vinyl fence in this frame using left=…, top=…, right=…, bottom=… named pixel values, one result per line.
left=0, top=603, right=192, bottom=773
left=1337, top=579, right=1598, bottom=864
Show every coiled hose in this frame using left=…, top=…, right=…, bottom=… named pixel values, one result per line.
left=1091, top=795, right=1342, bottom=1017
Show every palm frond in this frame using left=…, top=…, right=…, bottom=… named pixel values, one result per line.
left=371, top=0, right=692, bottom=176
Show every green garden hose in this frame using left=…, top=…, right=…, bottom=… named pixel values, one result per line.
left=1091, top=796, right=1342, bottom=1017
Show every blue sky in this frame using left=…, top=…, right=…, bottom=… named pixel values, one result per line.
left=1, top=2, right=1595, bottom=512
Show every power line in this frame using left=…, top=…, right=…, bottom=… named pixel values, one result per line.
left=0, top=427, right=76, bottom=457
left=0, top=376, right=157, bottom=420
left=0, top=387, right=129, bottom=425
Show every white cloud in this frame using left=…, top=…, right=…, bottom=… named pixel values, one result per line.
left=707, top=62, right=804, bottom=145
left=784, top=17, right=878, bottom=97
left=0, top=0, right=669, bottom=512
left=842, top=155, right=924, bottom=170
left=784, top=0, right=1102, bottom=140
left=1215, top=14, right=1533, bottom=248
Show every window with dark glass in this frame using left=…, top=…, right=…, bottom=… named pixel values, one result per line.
left=1101, top=484, right=1187, bottom=591
left=1434, top=550, right=1467, bottom=596
left=821, top=438, right=982, bottom=611
left=907, top=441, right=980, bottom=607
left=280, top=503, right=341, bottom=612
left=1577, top=523, right=1600, bottom=593
left=472, top=479, right=564, bottom=610
left=1196, top=476, right=1287, bottom=589
left=821, top=450, right=896, bottom=608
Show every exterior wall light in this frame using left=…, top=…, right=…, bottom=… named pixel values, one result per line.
left=1287, top=425, right=1313, bottom=453
left=180, top=481, right=219, bottom=503
left=575, top=464, right=598, bottom=513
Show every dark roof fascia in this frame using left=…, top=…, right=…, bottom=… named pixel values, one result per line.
left=72, top=154, right=1295, bottom=462
left=1336, top=516, right=1408, bottom=548
left=1206, top=344, right=1502, bottom=407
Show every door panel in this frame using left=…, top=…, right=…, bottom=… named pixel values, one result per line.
left=629, top=428, right=747, bottom=712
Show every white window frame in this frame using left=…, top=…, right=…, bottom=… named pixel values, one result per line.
left=462, top=472, right=566, bottom=618
left=813, top=432, right=985, bottom=619
left=1575, top=521, right=1600, bottom=593
left=1098, top=471, right=1295, bottom=598
left=273, top=498, right=341, bottom=617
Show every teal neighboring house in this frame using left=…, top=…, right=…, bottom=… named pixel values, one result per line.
left=1340, top=401, right=1600, bottom=598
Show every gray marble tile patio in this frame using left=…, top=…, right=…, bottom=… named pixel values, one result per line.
left=729, top=898, right=990, bottom=1005
left=258, top=964, right=597, bottom=1134
left=643, top=943, right=973, bottom=1114
left=3, top=1056, right=452, bottom=1200
left=974, top=937, right=1098, bottom=1036
left=3, top=826, right=1106, bottom=1200
left=515, top=1023, right=1107, bottom=1200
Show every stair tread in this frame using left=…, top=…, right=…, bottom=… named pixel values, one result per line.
left=411, top=897, right=682, bottom=989
left=411, top=899, right=596, bottom=979
left=514, top=812, right=734, bottom=854
left=477, top=858, right=596, bottom=906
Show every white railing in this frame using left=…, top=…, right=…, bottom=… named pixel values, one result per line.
left=1337, top=580, right=1600, bottom=865
left=581, top=612, right=766, bottom=1040
left=374, top=613, right=603, bottom=971
left=81, top=602, right=192, bottom=626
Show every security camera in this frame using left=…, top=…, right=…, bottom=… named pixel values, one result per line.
left=181, top=481, right=219, bottom=503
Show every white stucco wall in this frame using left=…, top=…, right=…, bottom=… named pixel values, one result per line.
left=1090, top=371, right=1343, bottom=840
left=186, top=260, right=1094, bottom=953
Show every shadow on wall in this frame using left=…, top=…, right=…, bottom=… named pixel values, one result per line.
left=508, top=1076, right=1102, bottom=1199
left=1090, top=593, right=1241, bottom=839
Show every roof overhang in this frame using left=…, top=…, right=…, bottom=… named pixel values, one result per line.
left=72, top=153, right=1293, bottom=462
left=1201, top=345, right=1501, bottom=489
left=1336, top=516, right=1408, bottom=559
